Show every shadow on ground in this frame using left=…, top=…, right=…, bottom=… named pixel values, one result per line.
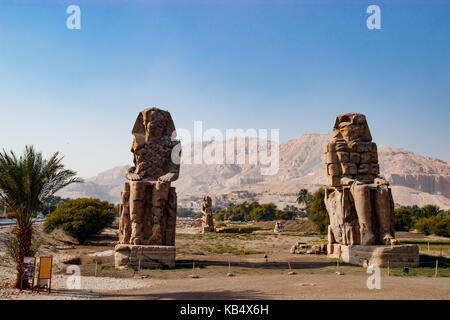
left=100, top=289, right=269, bottom=300
left=175, top=259, right=335, bottom=270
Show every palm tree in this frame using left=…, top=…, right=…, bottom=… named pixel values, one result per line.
left=296, top=189, right=313, bottom=216
left=0, top=146, right=82, bottom=288
left=296, top=189, right=309, bottom=206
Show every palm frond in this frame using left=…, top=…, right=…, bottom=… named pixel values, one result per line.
left=0, top=145, right=82, bottom=225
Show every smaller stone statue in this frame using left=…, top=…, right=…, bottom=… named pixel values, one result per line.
left=201, top=196, right=214, bottom=233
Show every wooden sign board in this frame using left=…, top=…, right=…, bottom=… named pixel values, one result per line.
left=21, top=256, right=36, bottom=291
left=37, top=256, right=53, bottom=293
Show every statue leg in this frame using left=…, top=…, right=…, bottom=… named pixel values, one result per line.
left=149, top=181, right=170, bottom=245
left=375, top=185, right=398, bottom=245
left=165, top=187, right=177, bottom=245
left=351, top=183, right=376, bottom=245
left=328, top=225, right=336, bottom=244
left=122, top=203, right=131, bottom=244
left=325, top=188, right=344, bottom=244
left=118, top=201, right=124, bottom=244
left=129, top=181, right=146, bottom=245
left=121, top=183, right=131, bottom=244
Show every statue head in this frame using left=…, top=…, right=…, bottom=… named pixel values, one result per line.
left=332, top=113, right=372, bottom=144
left=127, top=107, right=180, bottom=181
left=131, top=107, right=176, bottom=152
left=203, top=195, right=212, bottom=205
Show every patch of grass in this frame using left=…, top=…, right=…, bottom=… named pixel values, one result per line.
left=400, top=240, right=450, bottom=255
left=390, top=254, right=450, bottom=277
left=190, top=251, right=205, bottom=255
left=211, top=243, right=263, bottom=255
left=390, top=267, right=450, bottom=277
left=177, top=232, right=266, bottom=241
left=99, top=264, right=116, bottom=271
left=184, top=242, right=264, bottom=255
left=216, top=226, right=262, bottom=234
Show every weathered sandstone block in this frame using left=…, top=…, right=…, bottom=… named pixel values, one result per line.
left=115, top=244, right=176, bottom=269
left=327, top=244, right=419, bottom=267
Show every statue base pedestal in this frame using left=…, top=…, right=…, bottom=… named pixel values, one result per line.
left=115, top=244, right=175, bottom=269
left=327, top=244, right=419, bottom=267
left=201, top=226, right=215, bottom=234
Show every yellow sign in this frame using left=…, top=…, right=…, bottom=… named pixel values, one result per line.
left=38, top=256, right=53, bottom=279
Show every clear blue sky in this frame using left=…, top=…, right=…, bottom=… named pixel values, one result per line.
left=1, top=0, right=449, bottom=178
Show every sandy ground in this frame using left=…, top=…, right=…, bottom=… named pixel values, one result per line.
left=2, top=255, right=449, bottom=300
left=99, top=273, right=450, bottom=300
left=0, top=222, right=449, bottom=300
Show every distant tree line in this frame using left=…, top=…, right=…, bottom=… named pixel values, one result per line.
left=40, top=195, right=70, bottom=215
left=213, top=201, right=299, bottom=222
left=177, top=207, right=198, bottom=218
left=1, top=196, right=72, bottom=218
left=395, top=205, right=449, bottom=237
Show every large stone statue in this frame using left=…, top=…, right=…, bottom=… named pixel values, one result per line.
left=201, top=196, right=214, bottom=233
left=325, top=113, right=419, bottom=267
left=115, top=107, right=181, bottom=269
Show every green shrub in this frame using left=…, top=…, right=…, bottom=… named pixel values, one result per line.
left=248, top=203, right=277, bottom=221
left=177, top=207, right=197, bottom=218
left=431, top=215, right=450, bottom=237
left=394, top=208, right=414, bottom=231
left=215, top=222, right=227, bottom=228
left=275, top=209, right=295, bottom=220
left=213, top=201, right=295, bottom=222
left=309, top=187, right=329, bottom=234
left=43, top=198, right=115, bottom=244
left=415, top=217, right=434, bottom=235
left=216, top=226, right=261, bottom=234
left=214, top=210, right=226, bottom=221
left=417, top=205, right=442, bottom=219
left=415, top=215, right=450, bottom=237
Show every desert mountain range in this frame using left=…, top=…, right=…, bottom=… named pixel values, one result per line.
left=58, top=134, right=450, bottom=209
